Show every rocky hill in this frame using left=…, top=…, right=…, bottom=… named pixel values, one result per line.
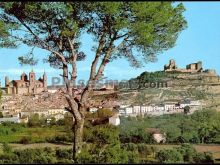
left=118, top=71, right=220, bottom=111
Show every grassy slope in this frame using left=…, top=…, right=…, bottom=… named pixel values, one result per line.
left=0, top=125, right=66, bottom=143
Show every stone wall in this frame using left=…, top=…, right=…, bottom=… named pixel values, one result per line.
left=17, top=87, right=29, bottom=95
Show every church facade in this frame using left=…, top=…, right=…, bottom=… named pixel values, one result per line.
left=5, top=71, right=47, bottom=95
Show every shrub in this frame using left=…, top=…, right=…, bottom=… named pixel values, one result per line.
left=19, top=136, right=31, bottom=144
left=156, top=149, right=183, bottom=163
left=2, top=142, right=12, bottom=153
left=55, top=148, right=72, bottom=160
left=11, top=127, right=17, bottom=132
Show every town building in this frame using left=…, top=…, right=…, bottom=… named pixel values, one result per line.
left=133, top=105, right=141, bottom=114
left=154, top=104, right=165, bottom=111
left=52, top=113, right=65, bottom=121
left=4, top=70, right=47, bottom=95
left=125, top=106, right=133, bottom=115
left=179, top=100, right=191, bottom=109
left=89, top=107, right=98, bottom=113
left=118, top=109, right=126, bottom=116
left=0, top=116, right=20, bottom=124
left=109, top=114, right=120, bottom=126
left=146, top=128, right=166, bottom=143
left=164, top=103, right=176, bottom=111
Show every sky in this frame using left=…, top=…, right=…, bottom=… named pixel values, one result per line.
left=1, top=2, right=220, bottom=86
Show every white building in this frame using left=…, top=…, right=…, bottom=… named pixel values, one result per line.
left=89, top=107, right=98, bottom=113
left=153, top=133, right=166, bottom=143
left=118, top=109, right=126, bottom=115
left=147, top=128, right=166, bottom=143
left=179, top=100, right=191, bottom=108
left=190, top=100, right=201, bottom=106
left=48, top=109, right=67, bottom=115
left=164, top=103, right=176, bottom=111
left=52, top=113, right=65, bottom=121
left=0, top=116, right=20, bottom=123
left=125, top=106, right=133, bottom=114
left=120, top=105, right=130, bottom=108
left=48, top=89, right=58, bottom=94
left=154, top=105, right=165, bottom=111
left=34, top=110, right=49, bottom=117
left=141, top=105, right=153, bottom=113
left=133, top=105, right=141, bottom=114
left=109, top=114, right=120, bottom=126
left=140, top=106, right=147, bottom=114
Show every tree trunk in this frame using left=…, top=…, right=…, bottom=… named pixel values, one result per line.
left=73, top=117, right=84, bottom=162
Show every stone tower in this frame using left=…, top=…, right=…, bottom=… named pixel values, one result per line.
left=29, top=70, right=35, bottom=86
left=43, top=71, right=47, bottom=89
left=21, top=72, right=28, bottom=81
left=5, top=76, right=9, bottom=87
left=197, top=61, right=202, bottom=71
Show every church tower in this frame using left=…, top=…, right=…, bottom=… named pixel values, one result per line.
left=5, top=76, right=9, bottom=87
left=29, top=70, right=35, bottom=86
left=43, top=71, right=47, bottom=89
left=21, top=72, right=28, bottom=81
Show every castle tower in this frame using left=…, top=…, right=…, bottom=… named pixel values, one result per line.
left=197, top=61, right=202, bottom=71
left=29, top=70, right=35, bottom=86
left=21, top=72, right=28, bottom=81
left=43, top=71, right=47, bottom=89
left=5, top=76, right=9, bottom=87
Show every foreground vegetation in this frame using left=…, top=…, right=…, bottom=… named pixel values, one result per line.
left=0, top=130, right=215, bottom=164
left=0, top=109, right=220, bottom=163
left=119, top=109, right=220, bottom=144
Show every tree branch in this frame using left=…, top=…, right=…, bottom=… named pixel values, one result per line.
left=89, top=33, right=105, bottom=81
left=80, top=37, right=115, bottom=106
left=94, top=38, right=115, bottom=81
left=67, top=36, right=77, bottom=82
left=16, top=17, right=68, bottom=66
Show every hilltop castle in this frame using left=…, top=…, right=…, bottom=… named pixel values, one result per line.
left=164, top=59, right=216, bottom=75
left=5, top=70, right=47, bottom=95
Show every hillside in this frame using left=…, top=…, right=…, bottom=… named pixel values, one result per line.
left=118, top=71, right=220, bottom=111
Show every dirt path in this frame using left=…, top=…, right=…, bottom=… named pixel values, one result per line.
left=0, top=142, right=73, bottom=150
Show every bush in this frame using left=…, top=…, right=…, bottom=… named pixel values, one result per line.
left=156, top=148, right=183, bottom=163
left=0, top=153, right=19, bottom=164
left=19, top=136, right=31, bottom=144
left=193, top=152, right=214, bottom=164
left=56, top=119, right=65, bottom=125
left=11, top=127, right=17, bottom=132
left=14, top=148, right=56, bottom=164
left=46, top=134, right=73, bottom=143
left=0, top=112, right=3, bottom=118
left=76, top=148, right=93, bottom=163
left=55, top=148, right=72, bottom=160
left=2, top=143, right=12, bottom=153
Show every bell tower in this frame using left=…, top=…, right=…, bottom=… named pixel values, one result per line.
left=43, top=71, right=47, bottom=89
left=21, top=72, right=28, bottom=81
left=5, top=76, right=9, bottom=87
left=29, top=70, right=35, bottom=86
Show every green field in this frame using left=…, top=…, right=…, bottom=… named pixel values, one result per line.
left=0, top=124, right=66, bottom=143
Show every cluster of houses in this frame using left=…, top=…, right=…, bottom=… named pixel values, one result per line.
left=117, top=99, right=202, bottom=117
left=0, top=108, right=69, bottom=124
left=86, top=99, right=202, bottom=126
left=0, top=91, right=120, bottom=126
left=0, top=92, right=69, bottom=124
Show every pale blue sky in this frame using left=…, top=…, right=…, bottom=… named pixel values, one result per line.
left=0, top=2, right=220, bottom=86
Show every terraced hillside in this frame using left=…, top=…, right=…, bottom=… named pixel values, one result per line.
left=118, top=71, right=220, bottom=111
